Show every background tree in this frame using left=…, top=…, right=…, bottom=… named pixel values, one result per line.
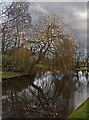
left=2, top=2, right=32, bottom=53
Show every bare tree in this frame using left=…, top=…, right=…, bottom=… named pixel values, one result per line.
left=1, top=2, right=76, bottom=75
left=12, top=15, right=76, bottom=75
left=1, top=2, right=32, bottom=53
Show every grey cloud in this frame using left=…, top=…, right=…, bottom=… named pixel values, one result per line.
left=31, top=2, right=87, bottom=48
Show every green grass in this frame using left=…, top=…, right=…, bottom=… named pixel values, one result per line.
left=76, top=67, right=85, bottom=71
left=81, top=64, right=87, bottom=67
left=66, top=98, right=89, bottom=119
left=75, top=63, right=89, bottom=71
left=2, top=71, right=22, bottom=79
left=1, top=64, right=48, bottom=80
left=35, top=64, right=48, bottom=68
left=0, top=72, right=1, bottom=82
left=76, top=67, right=89, bottom=71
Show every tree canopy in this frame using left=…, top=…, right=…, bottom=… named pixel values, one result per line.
left=1, top=2, right=76, bottom=76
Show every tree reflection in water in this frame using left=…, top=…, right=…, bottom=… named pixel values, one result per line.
left=2, top=71, right=88, bottom=118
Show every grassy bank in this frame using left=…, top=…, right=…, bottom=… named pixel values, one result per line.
left=2, top=71, right=22, bottom=79
left=75, top=63, right=89, bottom=71
left=66, top=98, right=89, bottom=119
left=0, top=71, right=1, bottom=82
left=35, top=64, right=48, bottom=68
left=76, top=67, right=89, bottom=71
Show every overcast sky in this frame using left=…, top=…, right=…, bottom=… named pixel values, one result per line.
left=0, top=1, right=88, bottom=48
left=30, top=2, right=87, bottom=48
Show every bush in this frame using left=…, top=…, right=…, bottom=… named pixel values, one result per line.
left=2, top=55, right=13, bottom=71
left=2, top=54, right=25, bottom=72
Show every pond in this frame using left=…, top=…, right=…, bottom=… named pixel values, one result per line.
left=2, top=71, right=89, bottom=119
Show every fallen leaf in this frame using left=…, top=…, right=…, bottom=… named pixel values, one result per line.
left=56, top=113, right=58, bottom=116
left=22, top=107, right=26, bottom=110
left=26, top=112, right=28, bottom=115
left=32, top=105, right=37, bottom=108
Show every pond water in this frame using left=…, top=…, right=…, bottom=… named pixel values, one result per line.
left=2, top=71, right=89, bottom=119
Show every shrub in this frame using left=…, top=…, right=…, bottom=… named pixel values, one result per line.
left=2, top=55, right=13, bottom=71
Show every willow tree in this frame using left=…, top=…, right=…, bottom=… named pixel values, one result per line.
left=12, top=14, right=76, bottom=75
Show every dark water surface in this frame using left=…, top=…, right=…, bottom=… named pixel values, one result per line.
left=2, top=71, right=89, bottom=118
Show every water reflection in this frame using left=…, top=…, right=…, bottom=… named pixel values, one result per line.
left=2, top=71, right=88, bottom=118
